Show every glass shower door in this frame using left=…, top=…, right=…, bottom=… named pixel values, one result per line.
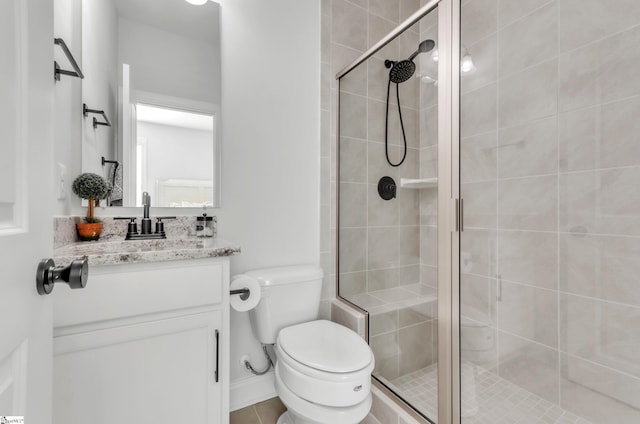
left=459, top=1, right=640, bottom=423
left=337, top=2, right=443, bottom=422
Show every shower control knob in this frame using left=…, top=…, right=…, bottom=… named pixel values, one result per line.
left=36, top=258, right=89, bottom=295
left=378, top=176, right=397, bottom=201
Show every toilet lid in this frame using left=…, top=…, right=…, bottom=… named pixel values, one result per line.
left=278, top=320, right=373, bottom=373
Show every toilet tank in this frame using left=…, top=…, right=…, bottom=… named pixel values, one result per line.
left=245, top=265, right=323, bottom=344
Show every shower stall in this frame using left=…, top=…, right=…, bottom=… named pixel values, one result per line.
left=335, top=0, right=640, bottom=423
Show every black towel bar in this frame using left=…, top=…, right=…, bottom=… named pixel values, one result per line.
left=54, top=38, right=84, bottom=81
left=83, top=104, right=111, bottom=129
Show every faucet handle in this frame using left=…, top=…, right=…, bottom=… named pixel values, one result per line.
left=115, top=217, right=138, bottom=238
left=142, top=191, right=150, bottom=206
left=154, top=216, right=176, bottom=235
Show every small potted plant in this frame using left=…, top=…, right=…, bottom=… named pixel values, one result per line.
left=72, top=172, right=112, bottom=241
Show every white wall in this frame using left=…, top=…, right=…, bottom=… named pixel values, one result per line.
left=118, top=18, right=220, bottom=104
left=218, top=0, right=320, bottom=408
left=53, top=0, right=84, bottom=216
left=81, top=0, right=118, bottom=179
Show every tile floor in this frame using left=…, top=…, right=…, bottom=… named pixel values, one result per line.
left=390, top=364, right=594, bottom=424
left=232, top=364, right=596, bottom=424
left=230, top=397, right=287, bottom=424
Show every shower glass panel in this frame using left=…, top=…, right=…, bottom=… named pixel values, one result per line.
left=337, top=5, right=440, bottom=422
left=459, top=2, right=640, bottom=423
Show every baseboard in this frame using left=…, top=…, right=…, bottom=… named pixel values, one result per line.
left=230, top=372, right=277, bottom=411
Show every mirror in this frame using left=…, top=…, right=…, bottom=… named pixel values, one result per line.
left=81, top=0, right=221, bottom=207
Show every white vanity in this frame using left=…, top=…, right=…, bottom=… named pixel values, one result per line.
left=51, top=233, right=239, bottom=424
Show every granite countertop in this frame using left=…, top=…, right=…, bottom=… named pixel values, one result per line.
left=53, top=237, right=241, bottom=266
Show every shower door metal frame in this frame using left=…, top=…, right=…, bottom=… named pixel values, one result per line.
left=335, top=0, right=463, bottom=423
left=437, top=0, right=461, bottom=423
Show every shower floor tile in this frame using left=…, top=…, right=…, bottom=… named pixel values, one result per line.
left=388, top=364, right=594, bottom=424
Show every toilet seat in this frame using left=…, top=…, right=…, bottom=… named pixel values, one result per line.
left=276, top=320, right=374, bottom=407
left=278, top=320, right=373, bottom=373
left=275, top=363, right=372, bottom=424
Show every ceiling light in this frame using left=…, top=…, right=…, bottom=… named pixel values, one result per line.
left=185, top=0, right=208, bottom=5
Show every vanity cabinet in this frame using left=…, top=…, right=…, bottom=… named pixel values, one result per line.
left=51, top=258, right=230, bottom=424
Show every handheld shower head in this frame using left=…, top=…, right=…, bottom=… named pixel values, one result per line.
left=408, top=39, right=436, bottom=61
left=386, top=39, right=435, bottom=84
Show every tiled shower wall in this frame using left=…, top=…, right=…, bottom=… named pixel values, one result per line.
left=460, top=0, right=640, bottom=422
left=321, top=0, right=424, bottom=309
left=324, top=0, right=443, bottom=385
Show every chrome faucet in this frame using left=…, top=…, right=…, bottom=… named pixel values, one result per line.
left=115, top=192, right=176, bottom=240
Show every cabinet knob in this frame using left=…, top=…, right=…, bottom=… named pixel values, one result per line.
left=36, top=258, right=88, bottom=295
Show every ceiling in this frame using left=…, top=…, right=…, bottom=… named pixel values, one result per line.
left=113, top=0, right=219, bottom=44
left=136, top=104, right=214, bottom=131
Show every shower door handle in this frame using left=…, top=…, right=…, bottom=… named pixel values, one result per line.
left=452, top=198, right=464, bottom=233
left=459, top=198, right=464, bottom=232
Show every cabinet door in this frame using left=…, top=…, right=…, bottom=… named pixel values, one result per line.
left=53, top=311, right=223, bottom=424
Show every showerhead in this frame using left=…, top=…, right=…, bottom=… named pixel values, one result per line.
left=409, top=39, right=436, bottom=61
left=386, top=39, right=435, bottom=84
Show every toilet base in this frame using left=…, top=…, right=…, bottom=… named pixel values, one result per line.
left=275, top=367, right=371, bottom=424
left=276, top=410, right=321, bottom=424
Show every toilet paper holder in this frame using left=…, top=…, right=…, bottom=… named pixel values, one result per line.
left=230, top=288, right=250, bottom=301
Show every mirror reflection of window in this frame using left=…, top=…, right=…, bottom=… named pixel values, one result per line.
left=133, top=104, right=215, bottom=207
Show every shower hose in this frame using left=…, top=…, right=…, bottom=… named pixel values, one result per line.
left=384, top=76, right=408, bottom=167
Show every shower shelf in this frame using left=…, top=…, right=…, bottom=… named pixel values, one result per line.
left=399, top=178, right=438, bottom=189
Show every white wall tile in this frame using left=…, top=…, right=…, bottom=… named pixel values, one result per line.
left=499, top=59, right=558, bottom=128
left=339, top=137, right=367, bottom=183
left=559, top=0, right=640, bottom=53
left=461, top=83, right=498, bottom=138
left=561, top=353, right=640, bottom=421
left=560, top=234, right=640, bottom=307
left=462, top=180, right=498, bottom=229
left=332, top=0, right=368, bottom=51
left=559, top=25, right=640, bottom=112
left=498, top=332, right=559, bottom=403
left=461, top=0, right=498, bottom=46
left=340, top=182, right=367, bottom=227
left=498, top=230, right=558, bottom=290
left=498, top=0, right=554, bottom=28
left=461, top=131, right=497, bottom=183
left=560, top=294, right=640, bottom=379
left=461, top=32, right=498, bottom=94
left=560, top=167, right=640, bottom=236
left=498, top=116, right=558, bottom=179
left=499, top=175, right=557, bottom=231
left=368, top=227, right=400, bottom=269
left=499, top=282, right=558, bottom=348
left=498, top=1, right=557, bottom=76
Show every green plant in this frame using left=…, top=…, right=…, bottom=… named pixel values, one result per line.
left=72, top=173, right=112, bottom=223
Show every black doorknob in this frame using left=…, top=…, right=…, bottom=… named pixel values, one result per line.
left=36, top=258, right=89, bottom=295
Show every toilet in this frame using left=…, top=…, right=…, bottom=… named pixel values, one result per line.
left=239, top=265, right=374, bottom=424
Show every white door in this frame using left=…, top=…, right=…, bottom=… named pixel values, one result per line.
left=0, top=0, right=55, bottom=422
